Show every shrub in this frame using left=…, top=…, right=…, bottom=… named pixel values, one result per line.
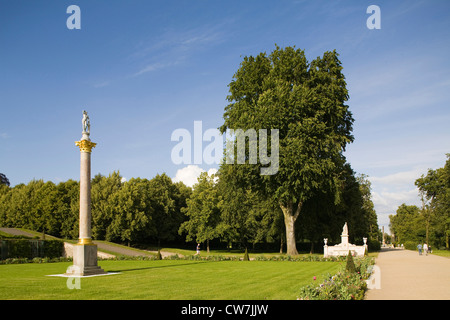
left=345, top=251, right=356, bottom=273
left=8, top=240, right=32, bottom=259
left=403, top=241, right=417, bottom=251
left=1, top=239, right=64, bottom=260
left=42, top=240, right=64, bottom=258
left=368, top=239, right=381, bottom=252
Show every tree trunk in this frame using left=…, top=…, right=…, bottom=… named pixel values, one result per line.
left=446, top=231, right=449, bottom=250
left=280, top=201, right=302, bottom=256
left=279, top=233, right=284, bottom=254
left=207, top=239, right=210, bottom=253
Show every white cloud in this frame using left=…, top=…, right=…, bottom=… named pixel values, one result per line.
left=369, top=167, right=427, bottom=187
left=172, top=165, right=217, bottom=188
left=371, top=188, right=420, bottom=234
left=132, top=61, right=179, bottom=77
left=92, top=80, right=111, bottom=88
left=129, top=23, right=228, bottom=78
left=368, top=168, right=427, bottom=233
left=121, top=177, right=127, bottom=183
left=372, top=189, right=419, bottom=214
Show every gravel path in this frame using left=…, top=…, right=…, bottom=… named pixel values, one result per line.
left=0, top=228, right=37, bottom=238
left=92, top=241, right=178, bottom=258
left=365, top=248, right=450, bottom=300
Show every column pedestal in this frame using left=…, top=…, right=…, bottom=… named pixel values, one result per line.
left=69, top=244, right=105, bottom=276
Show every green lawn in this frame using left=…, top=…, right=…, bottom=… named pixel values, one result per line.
left=0, top=260, right=342, bottom=300
left=431, top=249, right=450, bottom=258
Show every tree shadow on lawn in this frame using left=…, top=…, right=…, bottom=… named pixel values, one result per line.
left=106, top=260, right=220, bottom=273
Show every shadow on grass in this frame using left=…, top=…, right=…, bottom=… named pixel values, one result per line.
left=106, top=260, right=219, bottom=273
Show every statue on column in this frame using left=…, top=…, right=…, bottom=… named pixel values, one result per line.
left=82, top=110, right=90, bottom=135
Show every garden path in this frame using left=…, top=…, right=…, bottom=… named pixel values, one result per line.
left=365, top=247, right=450, bottom=300
left=0, top=228, right=176, bottom=258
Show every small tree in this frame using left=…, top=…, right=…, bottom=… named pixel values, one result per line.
left=345, top=251, right=356, bottom=273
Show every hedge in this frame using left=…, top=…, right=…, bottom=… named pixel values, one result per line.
left=0, top=239, right=64, bottom=260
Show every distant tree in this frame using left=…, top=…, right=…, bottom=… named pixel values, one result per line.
left=0, top=173, right=10, bottom=187
left=149, top=173, right=188, bottom=247
left=389, top=204, right=424, bottom=245
left=57, top=179, right=79, bottom=239
left=356, top=174, right=379, bottom=241
left=107, top=177, right=153, bottom=246
left=91, top=172, right=123, bottom=240
left=179, top=172, right=222, bottom=252
left=415, top=154, right=450, bottom=249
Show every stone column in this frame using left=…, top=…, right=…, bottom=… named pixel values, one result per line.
left=77, top=140, right=95, bottom=244
left=66, top=112, right=105, bottom=276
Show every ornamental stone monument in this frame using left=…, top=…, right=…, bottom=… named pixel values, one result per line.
left=66, top=111, right=105, bottom=276
left=323, top=222, right=367, bottom=258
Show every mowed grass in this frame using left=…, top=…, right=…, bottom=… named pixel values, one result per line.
left=0, top=260, right=342, bottom=300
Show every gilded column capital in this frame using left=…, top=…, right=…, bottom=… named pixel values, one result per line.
left=75, top=139, right=97, bottom=153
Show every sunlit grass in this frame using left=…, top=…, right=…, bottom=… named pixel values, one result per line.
left=0, top=259, right=342, bottom=300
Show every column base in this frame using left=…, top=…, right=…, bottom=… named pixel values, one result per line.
left=66, top=243, right=105, bottom=276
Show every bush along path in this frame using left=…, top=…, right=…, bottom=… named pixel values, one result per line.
left=297, top=255, right=374, bottom=300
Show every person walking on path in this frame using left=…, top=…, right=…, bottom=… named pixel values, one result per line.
left=423, top=243, right=428, bottom=256
left=417, top=243, right=422, bottom=255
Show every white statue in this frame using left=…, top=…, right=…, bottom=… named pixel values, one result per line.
left=82, top=110, right=90, bottom=135
left=342, top=222, right=348, bottom=235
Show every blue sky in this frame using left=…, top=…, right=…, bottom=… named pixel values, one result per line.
left=1, top=0, right=449, bottom=233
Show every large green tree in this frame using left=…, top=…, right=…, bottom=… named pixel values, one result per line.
left=220, top=45, right=354, bottom=254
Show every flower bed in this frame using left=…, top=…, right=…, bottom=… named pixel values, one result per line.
left=298, top=256, right=375, bottom=300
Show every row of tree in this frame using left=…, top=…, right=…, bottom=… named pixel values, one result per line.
left=0, top=164, right=378, bottom=252
left=0, top=173, right=191, bottom=246
left=390, top=154, right=450, bottom=250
